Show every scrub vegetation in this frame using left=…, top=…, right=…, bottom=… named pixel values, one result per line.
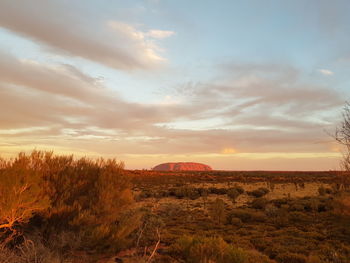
left=1, top=151, right=350, bottom=262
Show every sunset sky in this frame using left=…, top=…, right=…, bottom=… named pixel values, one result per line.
left=1, top=0, right=350, bottom=170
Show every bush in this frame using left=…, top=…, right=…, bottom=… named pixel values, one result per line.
left=275, top=252, right=306, bottom=263
left=229, top=209, right=252, bottom=223
left=231, top=217, right=242, bottom=228
left=170, top=236, right=246, bottom=263
left=209, top=187, right=228, bottom=195
left=333, top=193, right=350, bottom=216
left=0, top=152, right=49, bottom=244
left=210, top=198, right=227, bottom=224
left=247, top=187, right=270, bottom=198
left=233, top=184, right=245, bottom=194
left=245, top=250, right=275, bottom=263
left=173, top=187, right=201, bottom=200
left=0, top=238, right=61, bottom=263
left=251, top=198, right=268, bottom=210
left=0, top=151, right=136, bottom=253
left=229, top=209, right=266, bottom=223
left=318, top=186, right=326, bottom=196
left=272, top=198, right=289, bottom=208
left=43, top=156, right=134, bottom=250
left=265, top=204, right=278, bottom=217
left=227, top=188, right=241, bottom=202
left=288, top=211, right=310, bottom=223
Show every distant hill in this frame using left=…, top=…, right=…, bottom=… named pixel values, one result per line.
left=152, top=162, right=212, bottom=171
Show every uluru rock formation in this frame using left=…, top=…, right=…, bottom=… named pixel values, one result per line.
left=152, top=162, right=212, bottom=171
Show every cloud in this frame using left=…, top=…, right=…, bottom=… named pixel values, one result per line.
left=0, top=52, right=345, bottom=168
left=107, top=21, right=173, bottom=63
left=146, top=30, right=175, bottom=39
left=0, top=51, right=182, bottom=132
left=171, top=64, right=342, bottom=123
left=0, top=0, right=173, bottom=70
left=153, top=63, right=344, bottom=154
left=318, top=69, right=334, bottom=76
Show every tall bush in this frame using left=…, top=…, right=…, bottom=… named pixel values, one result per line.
left=0, top=152, right=49, bottom=244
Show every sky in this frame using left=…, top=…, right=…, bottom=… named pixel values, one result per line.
left=0, top=0, right=350, bottom=170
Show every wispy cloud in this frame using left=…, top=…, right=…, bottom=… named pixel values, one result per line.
left=0, top=0, right=173, bottom=70
left=146, top=30, right=175, bottom=39
left=318, top=69, right=334, bottom=76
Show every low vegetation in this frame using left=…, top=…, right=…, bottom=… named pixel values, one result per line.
left=1, top=151, right=350, bottom=262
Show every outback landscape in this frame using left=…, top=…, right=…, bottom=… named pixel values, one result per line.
left=1, top=153, right=350, bottom=262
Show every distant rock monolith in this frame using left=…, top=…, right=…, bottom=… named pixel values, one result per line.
left=152, top=162, right=212, bottom=171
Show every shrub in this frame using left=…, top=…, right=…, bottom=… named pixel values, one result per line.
left=231, top=217, right=242, bottom=228
left=251, top=198, right=268, bottom=210
left=245, top=250, right=275, bottom=263
left=301, top=198, right=320, bottom=212
left=1, top=151, right=136, bottom=252
left=247, top=187, right=270, bottom=198
left=209, top=198, right=227, bottom=224
left=227, top=188, right=241, bottom=202
left=43, top=156, right=134, bottom=250
left=333, top=193, right=350, bottom=216
left=318, top=186, right=326, bottom=196
left=272, top=198, right=289, bottom=208
left=173, top=187, right=201, bottom=200
left=275, top=252, right=306, bottom=263
left=0, top=238, right=61, bottom=263
left=209, top=187, right=228, bottom=195
left=197, top=187, right=209, bottom=197
left=265, top=204, right=278, bottom=217
left=233, top=184, right=245, bottom=194
left=0, top=152, right=49, bottom=244
left=139, top=190, right=153, bottom=199
left=288, top=211, right=310, bottom=223
left=307, top=254, right=323, bottom=263
left=289, top=203, right=305, bottom=212
left=170, top=236, right=246, bottom=263
left=229, top=209, right=266, bottom=223
left=186, top=187, right=201, bottom=200
left=174, top=187, right=186, bottom=198
left=229, top=209, right=252, bottom=223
